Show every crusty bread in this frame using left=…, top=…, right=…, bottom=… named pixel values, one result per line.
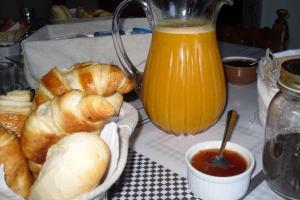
left=51, top=5, right=72, bottom=21
left=0, top=125, right=33, bottom=199
left=34, top=62, right=135, bottom=107
left=29, top=133, right=110, bottom=200
left=28, top=160, right=42, bottom=180
left=0, top=90, right=33, bottom=137
left=21, top=90, right=122, bottom=164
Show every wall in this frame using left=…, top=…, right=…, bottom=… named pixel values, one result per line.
left=261, top=0, right=300, bottom=49
left=0, top=0, right=51, bottom=23
left=0, top=0, right=21, bottom=20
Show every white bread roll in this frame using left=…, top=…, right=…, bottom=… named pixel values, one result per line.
left=29, top=133, right=110, bottom=200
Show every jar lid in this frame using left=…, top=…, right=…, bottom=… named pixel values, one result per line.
left=279, top=59, right=300, bottom=92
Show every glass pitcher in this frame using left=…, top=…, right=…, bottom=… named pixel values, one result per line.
left=112, top=0, right=233, bottom=135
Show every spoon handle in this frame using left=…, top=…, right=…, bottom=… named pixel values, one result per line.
left=219, top=110, right=238, bottom=156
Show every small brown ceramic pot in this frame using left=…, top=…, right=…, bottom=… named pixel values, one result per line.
left=223, top=56, right=257, bottom=85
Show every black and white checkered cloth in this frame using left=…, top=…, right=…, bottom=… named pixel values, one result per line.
left=108, top=149, right=198, bottom=200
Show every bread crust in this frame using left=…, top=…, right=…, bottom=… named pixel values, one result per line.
left=34, top=62, right=135, bottom=107
left=29, top=133, right=110, bottom=200
left=0, top=114, right=28, bottom=137
left=22, top=90, right=122, bottom=164
left=0, top=90, right=32, bottom=137
left=0, top=125, right=33, bottom=199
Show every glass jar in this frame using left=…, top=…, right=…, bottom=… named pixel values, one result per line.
left=263, top=59, right=300, bottom=199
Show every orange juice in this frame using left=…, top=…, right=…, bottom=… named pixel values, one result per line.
left=141, top=22, right=226, bottom=135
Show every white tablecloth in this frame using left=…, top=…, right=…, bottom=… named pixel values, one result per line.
left=18, top=17, right=284, bottom=199
left=126, top=42, right=284, bottom=199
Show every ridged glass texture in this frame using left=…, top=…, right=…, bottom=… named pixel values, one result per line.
left=141, top=24, right=226, bottom=135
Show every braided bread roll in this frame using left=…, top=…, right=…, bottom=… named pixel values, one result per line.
left=0, top=125, right=33, bottom=199
left=34, top=62, right=135, bottom=106
left=21, top=90, right=123, bottom=164
left=0, top=90, right=33, bottom=137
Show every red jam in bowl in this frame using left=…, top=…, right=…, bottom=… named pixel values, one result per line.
left=191, top=148, right=247, bottom=177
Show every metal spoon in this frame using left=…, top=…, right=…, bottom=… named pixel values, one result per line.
left=209, top=110, right=238, bottom=168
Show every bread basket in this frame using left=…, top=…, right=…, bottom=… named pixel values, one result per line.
left=0, top=102, right=139, bottom=200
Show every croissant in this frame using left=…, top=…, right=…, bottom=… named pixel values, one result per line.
left=34, top=62, right=135, bottom=106
left=21, top=90, right=123, bottom=164
left=0, top=125, right=33, bottom=199
left=0, top=90, right=33, bottom=137
left=28, top=160, right=42, bottom=180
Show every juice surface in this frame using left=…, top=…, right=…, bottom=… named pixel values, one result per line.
left=141, top=23, right=226, bottom=134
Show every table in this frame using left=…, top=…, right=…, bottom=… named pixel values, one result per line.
left=4, top=42, right=284, bottom=200
left=106, top=43, right=285, bottom=199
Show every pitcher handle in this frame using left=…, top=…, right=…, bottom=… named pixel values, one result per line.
left=112, top=0, right=153, bottom=93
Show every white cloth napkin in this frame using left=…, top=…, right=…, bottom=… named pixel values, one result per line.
left=22, top=18, right=151, bottom=88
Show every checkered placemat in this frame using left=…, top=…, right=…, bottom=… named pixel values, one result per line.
left=108, top=149, right=197, bottom=200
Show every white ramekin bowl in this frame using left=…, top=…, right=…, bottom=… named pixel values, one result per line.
left=185, top=141, right=255, bottom=200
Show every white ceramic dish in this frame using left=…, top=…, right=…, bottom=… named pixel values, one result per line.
left=185, top=141, right=255, bottom=200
